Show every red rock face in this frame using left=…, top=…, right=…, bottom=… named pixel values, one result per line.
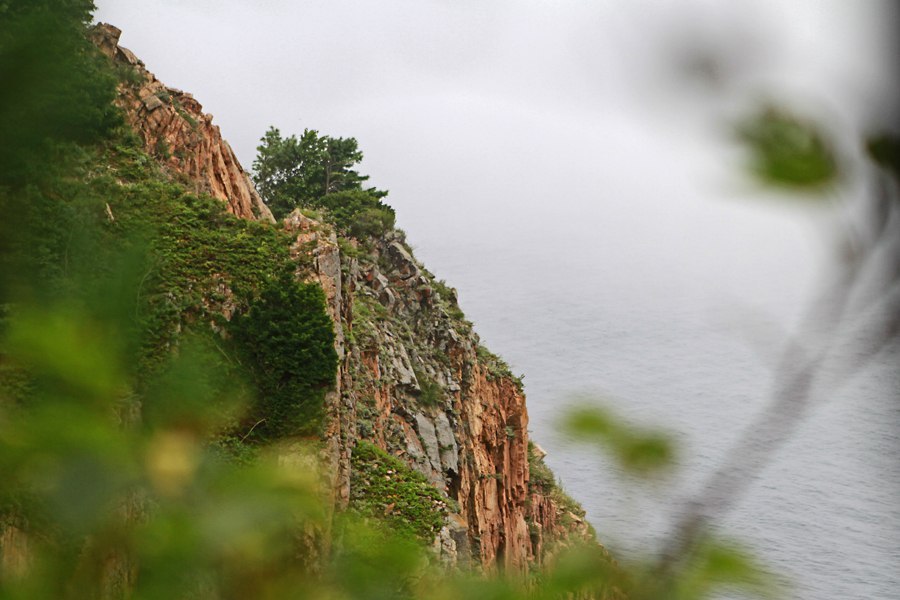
left=454, top=364, right=531, bottom=573
left=284, top=212, right=593, bottom=573
left=90, top=24, right=274, bottom=223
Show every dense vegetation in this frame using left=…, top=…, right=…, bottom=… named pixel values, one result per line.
left=0, top=0, right=119, bottom=187
left=350, top=441, right=449, bottom=542
left=1, top=3, right=346, bottom=597
left=252, top=126, right=394, bottom=231
left=229, top=276, right=337, bottom=438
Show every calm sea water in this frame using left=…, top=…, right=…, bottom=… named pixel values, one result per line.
left=402, top=197, right=900, bottom=599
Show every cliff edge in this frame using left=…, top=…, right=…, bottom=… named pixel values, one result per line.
left=90, top=24, right=274, bottom=223
left=91, top=22, right=594, bottom=574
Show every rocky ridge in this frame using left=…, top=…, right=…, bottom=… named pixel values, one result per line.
left=94, top=23, right=594, bottom=573
left=90, top=24, right=274, bottom=223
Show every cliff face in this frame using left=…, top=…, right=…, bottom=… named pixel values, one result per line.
left=92, top=24, right=589, bottom=572
left=90, top=24, right=274, bottom=223
left=285, top=214, right=590, bottom=572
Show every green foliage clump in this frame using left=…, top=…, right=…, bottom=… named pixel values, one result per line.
left=91, top=156, right=301, bottom=376
left=561, top=405, right=675, bottom=476
left=229, top=276, right=338, bottom=439
left=349, top=441, right=448, bottom=542
left=337, top=236, right=362, bottom=259
left=140, top=192, right=293, bottom=310
left=252, top=126, right=388, bottom=220
left=350, top=294, right=389, bottom=349
left=2, top=122, right=308, bottom=381
left=0, top=0, right=120, bottom=187
left=113, top=60, right=144, bottom=88
left=736, top=106, right=838, bottom=190
left=154, top=136, right=171, bottom=159
left=527, top=441, right=587, bottom=524
left=475, top=344, right=524, bottom=391
left=317, top=189, right=396, bottom=239
left=431, top=278, right=462, bottom=316
left=0, top=132, right=341, bottom=441
left=414, top=368, right=443, bottom=408
left=527, top=442, right=555, bottom=492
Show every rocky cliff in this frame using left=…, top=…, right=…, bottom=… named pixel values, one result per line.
left=90, top=24, right=274, bottom=224
left=287, top=213, right=591, bottom=572
left=92, top=23, right=591, bottom=574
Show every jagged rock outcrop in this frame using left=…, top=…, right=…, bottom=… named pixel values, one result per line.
left=90, top=24, right=274, bottom=223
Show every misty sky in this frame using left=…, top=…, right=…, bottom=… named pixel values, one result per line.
left=93, top=1, right=895, bottom=212
left=92, top=0, right=898, bottom=361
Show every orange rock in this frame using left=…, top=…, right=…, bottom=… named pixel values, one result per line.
left=91, top=23, right=275, bottom=224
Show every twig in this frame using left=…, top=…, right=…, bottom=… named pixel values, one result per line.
left=241, top=418, right=266, bottom=442
left=655, top=165, right=900, bottom=578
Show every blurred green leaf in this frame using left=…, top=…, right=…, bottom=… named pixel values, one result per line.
left=4, top=307, right=127, bottom=405
left=736, top=106, right=839, bottom=190
left=535, top=542, right=626, bottom=600
left=673, top=537, right=778, bottom=600
left=865, top=133, right=900, bottom=178
left=560, top=405, right=676, bottom=475
left=140, top=334, right=248, bottom=435
left=619, top=433, right=674, bottom=473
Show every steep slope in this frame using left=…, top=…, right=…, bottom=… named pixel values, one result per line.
left=90, top=24, right=274, bottom=223
left=91, top=22, right=594, bottom=573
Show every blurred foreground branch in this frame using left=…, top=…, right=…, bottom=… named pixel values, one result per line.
left=656, top=119, right=900, bottom=579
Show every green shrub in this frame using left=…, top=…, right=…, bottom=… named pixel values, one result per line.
left=414, top=368, right=443, bottom=408
left=229, top=276, right=337, bottom=439
left=349, top=206, right=395, bottom=239
left=114, top=62, right=144, bottom=88
left=317, top=189, right=396, bottom=239
left=154, top=136, right=171, bottom=159
left=528, top=442, right=555, bottom=491
left=349, top=441, right=448, bottom=542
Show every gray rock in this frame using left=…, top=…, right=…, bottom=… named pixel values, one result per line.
left=385, top=242, right=419, bottom=280
left=436, top=515, right=470, bottom=568
left=372, top=271, right=390, bottom=292
left=414, top=413, right=442, bottom=474
left=443, top=369, right=461, bottom=393
left=405, top=430, right=426, bottom=463
left=378, top=287, right=396, bottom=310
left=447, top=514, right=470, bottom=568
left=141, top=93, right=164, bottom=111
left=435, top=412, right=459, bottom=474
left=118, top=46, right=141, bottom=66
left=390, top=344, right=417, bottom=388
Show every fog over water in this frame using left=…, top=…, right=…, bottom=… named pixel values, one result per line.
left=95, top=2, right=899, bottom=597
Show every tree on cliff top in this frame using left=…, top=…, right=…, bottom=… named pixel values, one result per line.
left=252, top=126, right=387, bottom=219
